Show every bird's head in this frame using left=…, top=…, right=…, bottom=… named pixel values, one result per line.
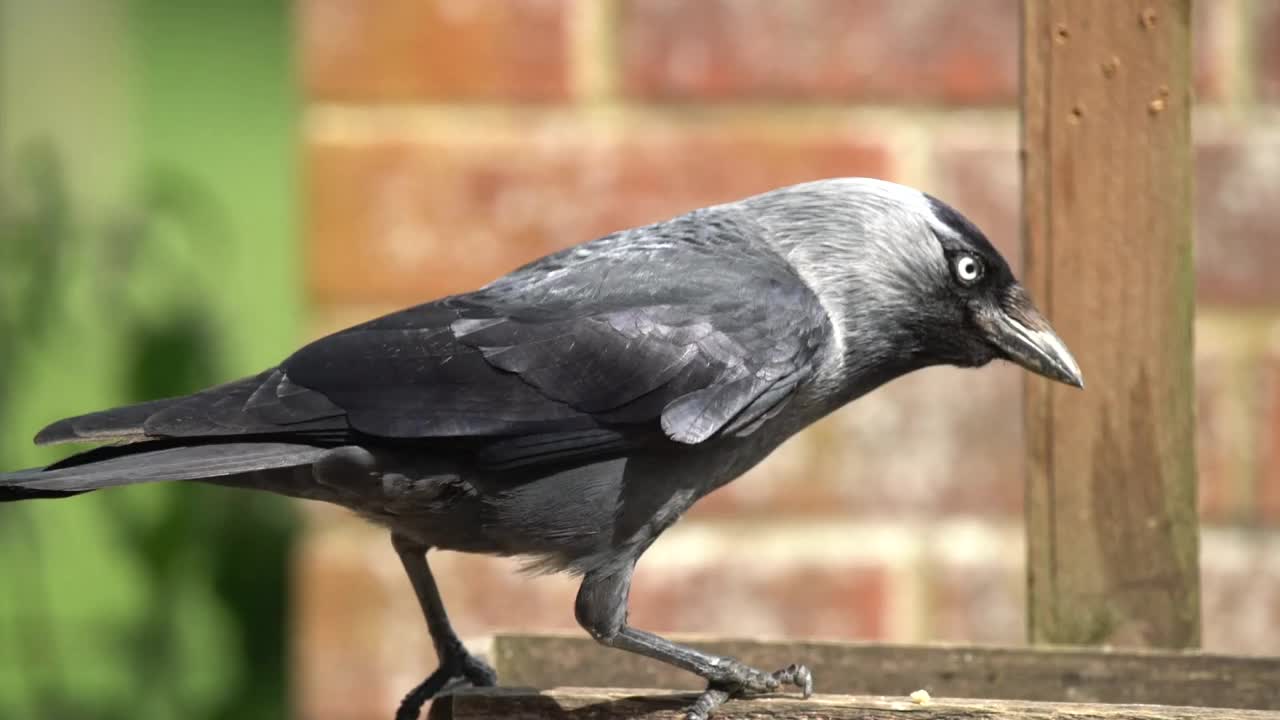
left=745, top=177, right=1084, bottom=391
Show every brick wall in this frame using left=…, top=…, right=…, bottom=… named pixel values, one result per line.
left=294, top=2, right=1280, bottom=717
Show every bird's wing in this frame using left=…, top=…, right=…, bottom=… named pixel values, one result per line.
left=38, top=211, right=833, bottom=464
left=284, top=213, right=833, bottom=447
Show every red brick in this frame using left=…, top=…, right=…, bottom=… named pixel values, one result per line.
left=429, top=551, right=580, bottom=637
left=1258, top=1, right=1280, bottom=102
left=300, top=0, right=572, bottom=102
left=1258, top=340, right=1280, bottom=524
left=620, top=0, right=1018, bottom=104
left=628, top=526, right=896, bottom=642
left=930, top=135, right=1021, bottom=272
left=639, top=561, right=891, bottom=665
left=688, top=427, right=832, bottom=517
left=1192, top=0, right=1231, bottom=103
left=630, top=561, right=890, bottom=643
left=1199, top=530, right=1280, bottom=654
left=928, top=564, right=1024, bottom=645
left=1195, top=350, right=1243, bottom=524
left=924, top=531, right=1024, bottom=645
left=308, top=121, right=890, bottom=304
left=1194, top=131, right=1280, bottom=305
left=691, top=363, right=1025, bottom=520
left=826, top=365, right=1023, bottom=519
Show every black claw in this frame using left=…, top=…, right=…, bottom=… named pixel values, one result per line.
left=394, top=653, right=498, bottom=720
left=686, top=686, right=732, bottom=720
left=773, top=663, right=813, bottom=698
left=684, top=661, right=814, bottom=718
left=394, top=666, right=455, bottom=720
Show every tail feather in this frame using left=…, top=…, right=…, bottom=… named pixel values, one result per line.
left=33, top=370, right=348, bottom=447
left=31, top=374, right=263, bottom=446
left=0, top=442, right=331, bottom=500
left=33, top=396, right=179, bottom=446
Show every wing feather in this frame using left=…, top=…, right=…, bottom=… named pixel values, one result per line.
left=36, top=207, right=833, bottom=465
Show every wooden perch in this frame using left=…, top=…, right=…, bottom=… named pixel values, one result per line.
left=489, top=634, right=1280, bottom=711
left=428, top=687, right=1280, bottom=720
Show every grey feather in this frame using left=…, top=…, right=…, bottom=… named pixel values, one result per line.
left=1, top=442, right=329, bottom=494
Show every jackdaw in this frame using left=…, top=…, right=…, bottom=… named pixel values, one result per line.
left=0, top=177, right=1083, bottom=720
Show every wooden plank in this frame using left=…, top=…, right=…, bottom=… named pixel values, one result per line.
left=1020, top=0, right=1199, bottom=648
left=429, top=687, right=1280, bottom=720
left=489, top=634, right=1280, bottom=710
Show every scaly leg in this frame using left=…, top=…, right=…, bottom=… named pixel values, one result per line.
left=391, top=533, right=497, bottom=720
left=575, top=564, right=812, bottom=720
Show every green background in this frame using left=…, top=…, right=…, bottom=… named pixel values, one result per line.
left=0, top=1, right=301, bottom=718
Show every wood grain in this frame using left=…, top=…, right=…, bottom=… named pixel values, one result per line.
left=1020, top=0, right=1199, bottom=648
left=490, top=634, right=1280, bottom=710
left=429, top=686, right=1280, bottom=720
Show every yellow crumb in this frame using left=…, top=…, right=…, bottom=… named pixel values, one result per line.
left=909, top=689, right=932, bottom=705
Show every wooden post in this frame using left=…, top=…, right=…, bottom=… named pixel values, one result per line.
left=1021, top=1, right=1198, bottom=647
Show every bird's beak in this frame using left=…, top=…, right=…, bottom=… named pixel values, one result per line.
left=976, top=286, right=1084, bottom=389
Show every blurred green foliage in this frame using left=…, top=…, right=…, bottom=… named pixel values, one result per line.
left=0, top=2, right=300, bottom=718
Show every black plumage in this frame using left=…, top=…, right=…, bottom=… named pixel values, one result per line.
left=1, top=178, right=1083, bottom=720
left=38, top=211, right=827, bottom=453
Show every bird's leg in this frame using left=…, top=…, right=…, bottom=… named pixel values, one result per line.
left=575, top=565, right=813, bottom=720
left=391, top=533, right=496, bottom=720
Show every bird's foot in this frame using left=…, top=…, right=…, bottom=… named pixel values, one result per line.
left=394, top=648, right=497, bottom=720
left=685, top=660, right=813, bottom=720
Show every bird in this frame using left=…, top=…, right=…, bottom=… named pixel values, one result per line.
left=0, top=177, right=1083, bottom=720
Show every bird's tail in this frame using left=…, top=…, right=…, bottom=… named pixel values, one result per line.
left=0, top=441, right=331, bottom=502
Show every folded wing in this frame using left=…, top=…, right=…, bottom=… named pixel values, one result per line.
left=36, top=211, right=833, bottom=467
